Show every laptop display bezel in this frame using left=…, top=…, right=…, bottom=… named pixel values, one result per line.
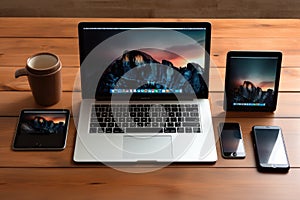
left=78, top=22, right=211, bottom=101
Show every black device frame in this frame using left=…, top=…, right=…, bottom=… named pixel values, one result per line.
left=78, top=22, right=211, bottom=101
left=252, top=125, right=290, bottom=173
left=224, top=51, right=282, bottom=112
left=12, top=109, right=70, bottom=150
left=219, top=122, right=246, bottom=159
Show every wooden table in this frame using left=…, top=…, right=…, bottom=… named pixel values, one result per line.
left=1, top=18, right=300, bottom=199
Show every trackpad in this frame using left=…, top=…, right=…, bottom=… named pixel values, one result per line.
left=123, top=135, right=173, bottom=160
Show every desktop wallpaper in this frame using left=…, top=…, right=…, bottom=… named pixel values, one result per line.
left=95, top=48, right=208, bottom=98
left=80, top=28, right=209, bottom=99
left=226, top=57, right=278, bottom=107
left=19, top=113, right=67, bottom=135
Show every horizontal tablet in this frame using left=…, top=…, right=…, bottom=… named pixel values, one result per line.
left=224, top=51, right=282, bottom=112
left=12, top=109, right=70, bottom=150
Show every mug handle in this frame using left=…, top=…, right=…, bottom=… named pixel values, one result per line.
left=15, top=68, right=28, bottom=78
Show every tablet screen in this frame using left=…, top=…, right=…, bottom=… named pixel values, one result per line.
left=224, top=51, right=282, bottom=112
left=13, top=109, right=70, bottom=150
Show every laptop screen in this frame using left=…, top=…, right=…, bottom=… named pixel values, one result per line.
left=78, top=22, right=211, bottom=100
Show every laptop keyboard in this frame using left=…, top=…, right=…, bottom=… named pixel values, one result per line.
left=89, top=104, right=201, bottom=134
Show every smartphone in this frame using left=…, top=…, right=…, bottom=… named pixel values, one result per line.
left=219, top=122, right=246, bottom=158
left=252, top=126, right=290, bottom=173
left=13, top=109, right=70, bottom=150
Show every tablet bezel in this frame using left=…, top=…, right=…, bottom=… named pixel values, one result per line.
left=224, top=51, right=282, bottom=112
left=12, top=109, right=70, bottom=150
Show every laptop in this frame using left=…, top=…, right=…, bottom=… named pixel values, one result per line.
left=73, top=22, right=217, bottom=163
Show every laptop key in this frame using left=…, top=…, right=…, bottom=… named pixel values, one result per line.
left=113, top=128, right=124, bottom=133
left=164, top=128, right=176, bottom=133
left=122, top=122, right=129, bottom=127
left=177, top=127, right=184, bottom=133
left=152, top=122, right=159, bottom=127
left=185, top=127, right=193, bottom=133
left=185, top=117, right=199, bottom=122
left=99, top=123, right=106, bottom=127
left=186, top=107, right=198, bottom=112
left=193, top=128, right=201, bottom=133
left=183, top=122, right=200, bottom=127
left=175, top=122, right=181, bottom=127
left=108, top=122, right=114, bottom=127
left=141, top=118, right=148, bottom=122
left=89, top=127, right=97, bottom=133
left=90, top=123, right=100, bottom=128
left=105, top=128, right=112, bottom=133
left=119, top=118, right=125, bottom=122
left=98, top=128, right=104, bottom=133
left=104, top=118, right=111, bottom=122
left=91, top=118, right=99, bottom=122
left=137, top=122, right=144, bottom=127
left=129, top=122, right=136, bottom=127
left=126, top=128, right=163, bottom=133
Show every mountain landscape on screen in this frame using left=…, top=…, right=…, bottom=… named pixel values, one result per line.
left=95, top=50, right=208, bottom=98
left=232, top=80, right=274, bottom=106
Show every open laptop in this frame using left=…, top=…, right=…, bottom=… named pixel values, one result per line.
left=73, top=22, right=217, bottom=163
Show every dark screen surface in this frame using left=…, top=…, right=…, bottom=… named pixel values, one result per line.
left=225, top=51, right=282, bottom=111
left=78, top=22, right=211, bottom=100
left=254, top=127, right=289, bottom=166
left=219, top=123, right=245, bottom=158
left=13, top=110, right=70, bottom=150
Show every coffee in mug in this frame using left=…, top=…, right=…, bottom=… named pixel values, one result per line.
left=15, top=52, right=62, bottom=106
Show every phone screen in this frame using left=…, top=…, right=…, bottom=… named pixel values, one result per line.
left=219, top=123, right=246, bottom=158
left=253, top=126, right=289, bottom=171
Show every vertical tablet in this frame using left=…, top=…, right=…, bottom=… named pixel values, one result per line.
left=224, top=51, right=282, bottom=112
left=13, top=109, right=70, bottom=150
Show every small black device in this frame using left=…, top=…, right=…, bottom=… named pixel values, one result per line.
left=224, top=51, right=282, bottom=112
left=219, top=122, right=246, bottom=158
left=252, top=126, right=290, bottom=173
left=13, top=109, right=70, bottom=150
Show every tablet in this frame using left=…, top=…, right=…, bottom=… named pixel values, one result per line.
left=224, top=51, right=282, bottom=112
left=13, top=109, right=70, bottom=150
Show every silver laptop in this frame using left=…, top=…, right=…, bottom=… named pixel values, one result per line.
left=73, top=22, right=217, bottom=162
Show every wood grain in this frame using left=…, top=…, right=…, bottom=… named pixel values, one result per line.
left=1, top=37, right=300, bottom=67
left=0, top=18, right=300, bottom=199
left=1, top=117, right=300, bottom=168
left=1, top=18, right=300, bottom=38
left=0, top=168, right=300, bottom=200
left=1, top=18, right=300, bottom=67
left=1, top=0, right=300, bottom=18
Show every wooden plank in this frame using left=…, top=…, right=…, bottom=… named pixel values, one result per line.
left=211, top=38, right=300, bottom=68
left=0, top=38, right=78, bottom=64
left=0, top=0, right=298, bottom=19
left=1, top=67, right=299, bottom=92
left=1, top=37, right=300, bottom=67
left=0, top=92, right=299, bottom=118
left=0, top=168, right=299, bottom=200
left=0, top=92, right=75, bottom=116
left=1, top=117, right=300, bottom=168
left=1, top=18, right=300, bottom=38
left=0, top=67, right=80, bottom=91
